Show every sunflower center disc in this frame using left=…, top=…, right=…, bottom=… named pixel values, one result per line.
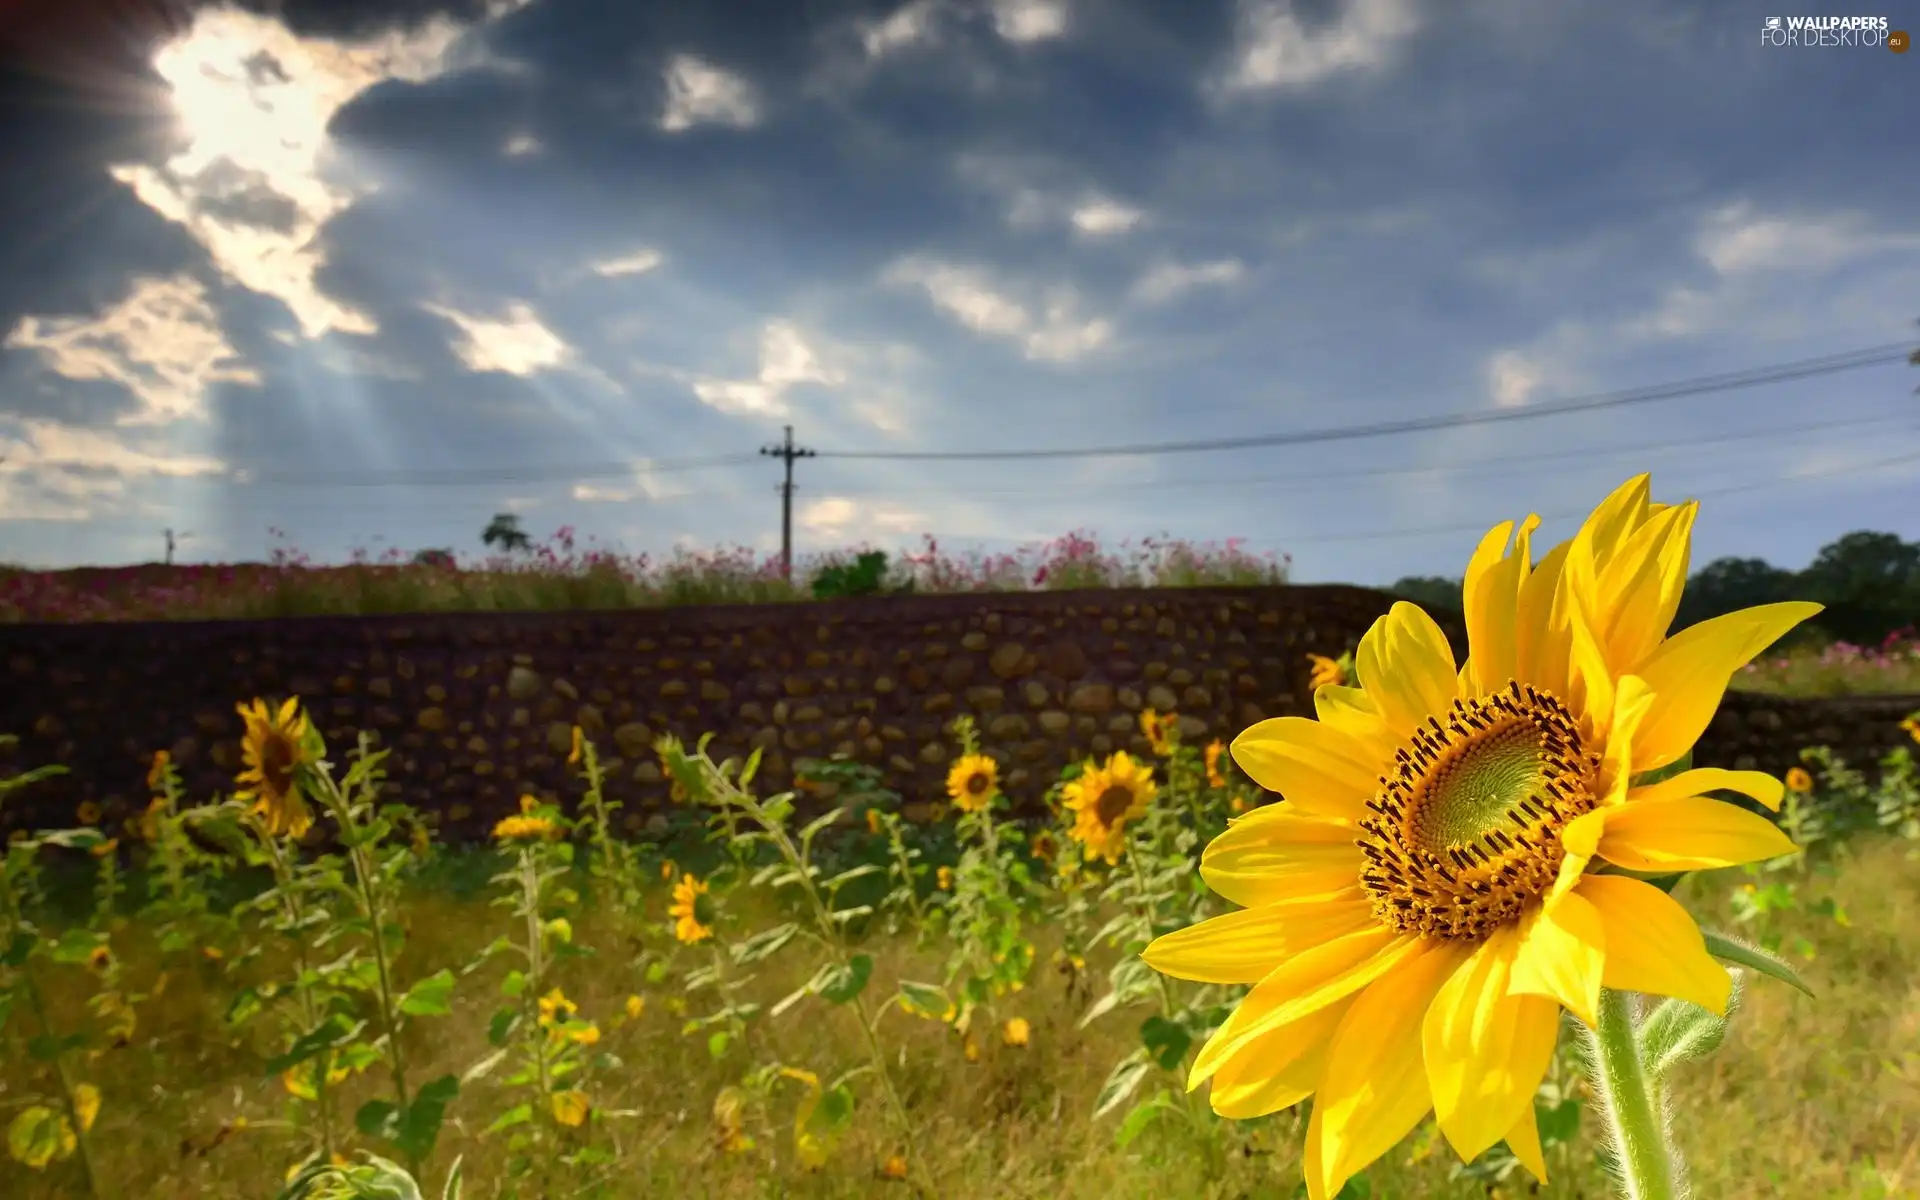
left=1094, top=786, right=1136, bottom=826
left=1357, top=680, right=1602, bottom=940
left=967, top=772, right=991, bottom=795
left=259, top=733, right=296, bottom=795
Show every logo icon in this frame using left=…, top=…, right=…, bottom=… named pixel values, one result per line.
left=1764, top=16, right=1782, bottom=31
left=1892, top=29, right=1910, bottom=53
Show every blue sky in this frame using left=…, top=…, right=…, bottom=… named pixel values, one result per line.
left=0, top=0, right=1915, bottom=585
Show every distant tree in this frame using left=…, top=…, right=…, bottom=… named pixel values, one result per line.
left=1795, top=530, right=1920, bottom=644
left=412, top=548, right=456, bottom=568
left=1388, top=575, right=1463, bottom=616
left=481, top=513, right=531, bottom=554
left=1671, top=557, right=1801, bottom=633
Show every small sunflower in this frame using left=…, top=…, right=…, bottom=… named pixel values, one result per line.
left=1307, top=653, right=1347, bottom=691
left=1230, top=793, right=1251, bottom=815
left=625, top=994, right=645, bottom=1020
left=90, top=837, right=118, bottom=860
left=1140, top=709, right=1176, bottom=757
left=882, top=1154, right=909, bottom=1181
left=1902, top=714, right=1920, bottom=744
left=1061, top=752, right=1157, bottom=865
left=146, top=750, right=171, bottom=792
left=235, top=697, right=316, bottom=840
left=567, top=725, right=584, bottom=766
left=138, top=796, right=165, bottom=843
left=1002, top=1017, right=1031, bottom=1047
left=87, top=945, right=111, bottom=972
left=537, top=987, right=577, bottom=1027
left=937, top=865, right=954, bottom=890
left=660, top=858, right=677, bottom=881
left=1205, top=739, right=1228, bottom=789
left=1030, top=829, right=1058, bottom=861
left=670, top=874, right=715, bottom=944
left=1784, top=766, right=1814, bottom=794
left=946, top=753, right=1000, bottom=813
left=867, top=808, right=884, bottom=835
left=75, top=800, right=102, bottom=826
left=492, top=813, right=559, bottom=843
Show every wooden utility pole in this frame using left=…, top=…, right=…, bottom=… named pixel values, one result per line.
left=759, top=425, right=815, bottom=581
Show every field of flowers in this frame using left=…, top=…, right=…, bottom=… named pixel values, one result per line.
left=0, top=530, right=1291, bottom=624
left=1, top=687, right=1917, bottom=1200
left=1734, top=628, right=1920, bottom=697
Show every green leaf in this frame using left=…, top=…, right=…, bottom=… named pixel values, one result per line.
left=1114, top=1090, right=1176, bottom=1148
left=895, top=980, right=949, bottom=1020
left=440, top=1154, right=465, bottom=1200
left=487, top=1007, right=519, bottom=1048
left=799, top=808, right=847, bottom=846
left=7, top=1105, right=72, bottom=1169
left=1093, top=1051, right=1152, bottom=1119
left=731, top=923, right=800, bottom=965
left=462, top=1049, right=510, bottom=1085
left=1139, top=1015, right=1191, bottom=1072
left=1638, top=983, right=1740, bottom=1080
left=707, top=1031, right=732, bottom=1060
left=817, top=1084, right=856, bottom=1133
left=1702, top=931, right=1815, bottom=997
left=1535, top=1096, right=1582, bottom=1148
left=356, top=1098, right=401, bottom=1141
left=644, top=960, right=669, bottom=986
left=1629, top=750, right=1693, bottom=789
left=819, top=955, right=873, bottom=1005
left=399, top=969, right=457, bottom=1017
left=500, top=969, right=527, bottom=998
left=393, top=1074, right=459, bottom=1163
left=266, top=1015, right=365, bottom=1074
left=484, top=1103, right=534, bottom=1136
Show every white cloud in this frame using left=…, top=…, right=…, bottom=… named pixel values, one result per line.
left=991, top=0, right=1070, bottom=43
left=0, top=418, right=228, bottom=521
left=424, top=301, right=571, bottom=375
left=5, top=274, right=261, bottom=424
left=659, top=55, right=760, bottom=132
left=109, top=7, right=494, bottom=340
left=1486, top=349, right=1544, bottom=408
left=881, top=257, right=1112, bottom=363
left=1070, top=198, right=1144, bottom=237
left=571, top=458, right=693, bottom=504
left=1696, top=203, right=1920, bottom=275
left=502, top=132, right=542, bottom=157
left=589, top=248, right=665, bottom=278
left=1130, top=259, right=1246, bottom=305
left=862, top=0, right=944, bottom=56
left=799, top=496, right=929, bottom=539
left=1219, top=0, right=1419, bottom=94
left=693, top=321, right=845, bottom=416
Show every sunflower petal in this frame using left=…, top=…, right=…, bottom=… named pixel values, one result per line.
left=1564, top=601, right=1616, bottom=744
left=1628, top=767, right=1786, bottom=812
left=1514, top=538, right=1574, bottom=697
left=1509, top=889, right=1605, bottom=1028
left=1353, top=603, right=1459, bottom=738
left=1313, top=684, right=1399, bottom=762
left=1595, top=795, right=1798, bottom=872
left=1424, top=925, right=1563, bottom=1164
left=1199, top=805, right=1365, bottom=907
left=1505, top=1100, right=1549, bottom=1184
left=1306, top=940, right=1469, bottom=1200
left=1595, top=504, right=1697, bottom=675
left=1143, top=891, right=1375, bottom=984
left=1463, top=517, right=1537, bottom=698
left=1632, top=601, right=1825, bottom=772
left=1577, top=874, right=1732, bottom=1015
left=1230, top=719, right=1380, bottom=822
left=1188, top=927, right=1415, bottom=1091
left=1205, top=996, right=1353, bottom=1119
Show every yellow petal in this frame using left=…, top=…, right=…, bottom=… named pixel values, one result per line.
left=1463, top=516, right=1539, bottom=698
left=1632, top=602, right=1824, bottom=772
left=1508, top=888, right=1605, bottom=1028
left=1594, top=504, right=1697, bottom=675
left=72, top=1084, right=100, bottom=1135
left=1313, top=683, right=1399, bottom=763
left=1423, top=925, right=1562, bottom=1164
left=1205, top=996, right=1353, bottom=1119
left=1596, top=795, right=1798, bottom=872
left=1564, top=601, right=1616, bottom=744
left=1306, top=940, right=1469, bottom=1200
left=1597, top=675, right=1656, bottom=809
left=1514, top=538, right=1574, bottom=697
left=1628, top=767, right=1786, bottom=812
left=1199, top=805, right=1366, bottom=907
left=1576, top=874, right=1731, bottom=1015
left=1143, top=892, right=1375, bottom=984
left=1189, top=926, right=1416, bottom=1091
left=1353, top=603, right=1459, bottom=739
left=1505, top=1099, right=1549, bottom=1184
left=1230, top=719, right=1381, bottom=823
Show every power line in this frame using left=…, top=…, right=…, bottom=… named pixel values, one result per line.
left=812, top=342, right=1914, bottom=462
left=235, top=452, right=764, bottom=488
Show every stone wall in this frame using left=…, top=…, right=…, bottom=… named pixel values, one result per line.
left=0, top=586, right=1909, bottom=845
left=0, top=586, right=1431, bottom=843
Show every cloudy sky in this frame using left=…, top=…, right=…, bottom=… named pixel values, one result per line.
left=0, top=0, right=1915, bottom=586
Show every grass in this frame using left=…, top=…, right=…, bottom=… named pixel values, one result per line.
left=0, top=530, right=1290, bottom=624
left=1734, top=632, right=1920, bottom=697
left=4, top=822, right=1915, bottom=1200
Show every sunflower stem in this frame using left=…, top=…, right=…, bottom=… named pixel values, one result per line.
left=1587, top=988, right=1681, bottom=1200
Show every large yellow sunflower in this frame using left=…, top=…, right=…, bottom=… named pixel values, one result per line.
left=235, top=697, right=316, bottom=840
left=1062, top=751, right=1157, bottom=864
left=945, top=753, right=1000, bottom=813
left=1142, top=475, right=1816, bottom=1200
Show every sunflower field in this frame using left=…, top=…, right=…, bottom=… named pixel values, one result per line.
left=3, top=477, right=1919, bottom=1200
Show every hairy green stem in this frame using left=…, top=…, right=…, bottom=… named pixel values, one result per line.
left=1588, top=989, right=1680, bottom=1200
